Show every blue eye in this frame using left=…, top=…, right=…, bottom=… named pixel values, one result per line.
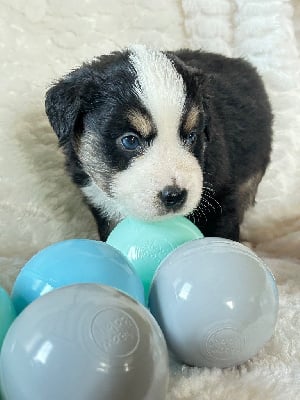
left=121, top=134, right=141, bottom=151
left=185, top=131, right=197, bottom=146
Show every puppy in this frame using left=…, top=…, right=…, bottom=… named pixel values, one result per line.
left=45, top=45, right=273, bottom=241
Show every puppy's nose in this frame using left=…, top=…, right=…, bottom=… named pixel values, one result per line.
left=159, top=186, right=187, bottom=211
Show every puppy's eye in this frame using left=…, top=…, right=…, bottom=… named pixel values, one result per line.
left=185, top=131, right=197, bottom=146
left=120, top=134, right=141, bottom=151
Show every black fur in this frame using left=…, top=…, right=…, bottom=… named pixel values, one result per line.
left=45, top=49, right=273, bottom=241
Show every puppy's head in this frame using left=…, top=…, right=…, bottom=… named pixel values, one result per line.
left=45, top=46, right=210, bottom=222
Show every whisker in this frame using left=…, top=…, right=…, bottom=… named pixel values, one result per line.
left=202, top=192, right=223, bottom=213
left=202, top=186, right=216, bottom=195
left=197, top=206, right=208, bottom=223
left=189, top=211, right=197, bottom=225
left=200, top=197, right=217, bottom=213
left=190, top=206, right=207, bottom=224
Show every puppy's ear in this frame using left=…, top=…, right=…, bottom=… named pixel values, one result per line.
left=45, top=70, right=86, bottom=143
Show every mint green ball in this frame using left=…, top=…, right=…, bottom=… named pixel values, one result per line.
left=107, top=217, right=203, bottom=299
left=0, top=287, right=16, bottom=349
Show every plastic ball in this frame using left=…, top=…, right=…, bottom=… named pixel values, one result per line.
left=149, top=237, right=279, bottom=368
left=12, top=239, right=145, bottom=313
left=107, top=216, right=203, bottom=298
left=0, top=284, right=169, bottom=400
left=0, top=288, right=16, bottom=349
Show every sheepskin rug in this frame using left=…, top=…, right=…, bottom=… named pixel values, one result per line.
left=0, top=0, right=300, bottom=398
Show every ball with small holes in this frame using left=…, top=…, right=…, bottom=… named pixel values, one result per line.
left=0, top=284, right=169, bottom=400
left=149, top=237, right=279, bottom=368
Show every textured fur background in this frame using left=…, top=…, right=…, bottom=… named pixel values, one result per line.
left=0, top=0, right=300, bottom=399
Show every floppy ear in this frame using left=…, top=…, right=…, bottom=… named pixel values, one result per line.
left=45, top=74, right=81, bottom=143
left=45, top=66, right=96, bottom=144
left=45, top=52, right=126, bottom=144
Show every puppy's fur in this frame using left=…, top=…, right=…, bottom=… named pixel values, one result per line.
left=45, top=45, right=273, bottom=241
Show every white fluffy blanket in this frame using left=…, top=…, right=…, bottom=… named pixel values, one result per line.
left=1, top=0, right=300, bottom=398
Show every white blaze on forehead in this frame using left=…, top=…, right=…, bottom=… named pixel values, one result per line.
left=129, top=45, right=186, bottom=138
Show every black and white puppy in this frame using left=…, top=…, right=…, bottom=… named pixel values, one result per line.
left=45, top=45, right=273, bottom=241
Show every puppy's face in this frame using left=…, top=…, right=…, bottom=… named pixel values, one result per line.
left=46, top=46, right=209, bottom=222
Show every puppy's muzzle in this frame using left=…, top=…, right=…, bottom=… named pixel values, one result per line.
left=159, top=185, right=187, bottom=212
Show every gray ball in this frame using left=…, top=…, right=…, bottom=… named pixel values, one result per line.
left=0, top=284, right=169, bottom=400
left=149, top=238, right=279, bottom=368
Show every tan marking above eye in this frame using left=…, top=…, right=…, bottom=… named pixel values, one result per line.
left=127, top=110, right=153, bottom=138
left=184, top=106, right=200, bottom=133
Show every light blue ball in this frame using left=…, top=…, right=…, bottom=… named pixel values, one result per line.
left=12, top=239, right=145, bottom=313
left=149, top=237, right=279, bottom=368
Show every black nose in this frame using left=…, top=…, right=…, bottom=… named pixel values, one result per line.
left=159, top=186, right=187, bottom=211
